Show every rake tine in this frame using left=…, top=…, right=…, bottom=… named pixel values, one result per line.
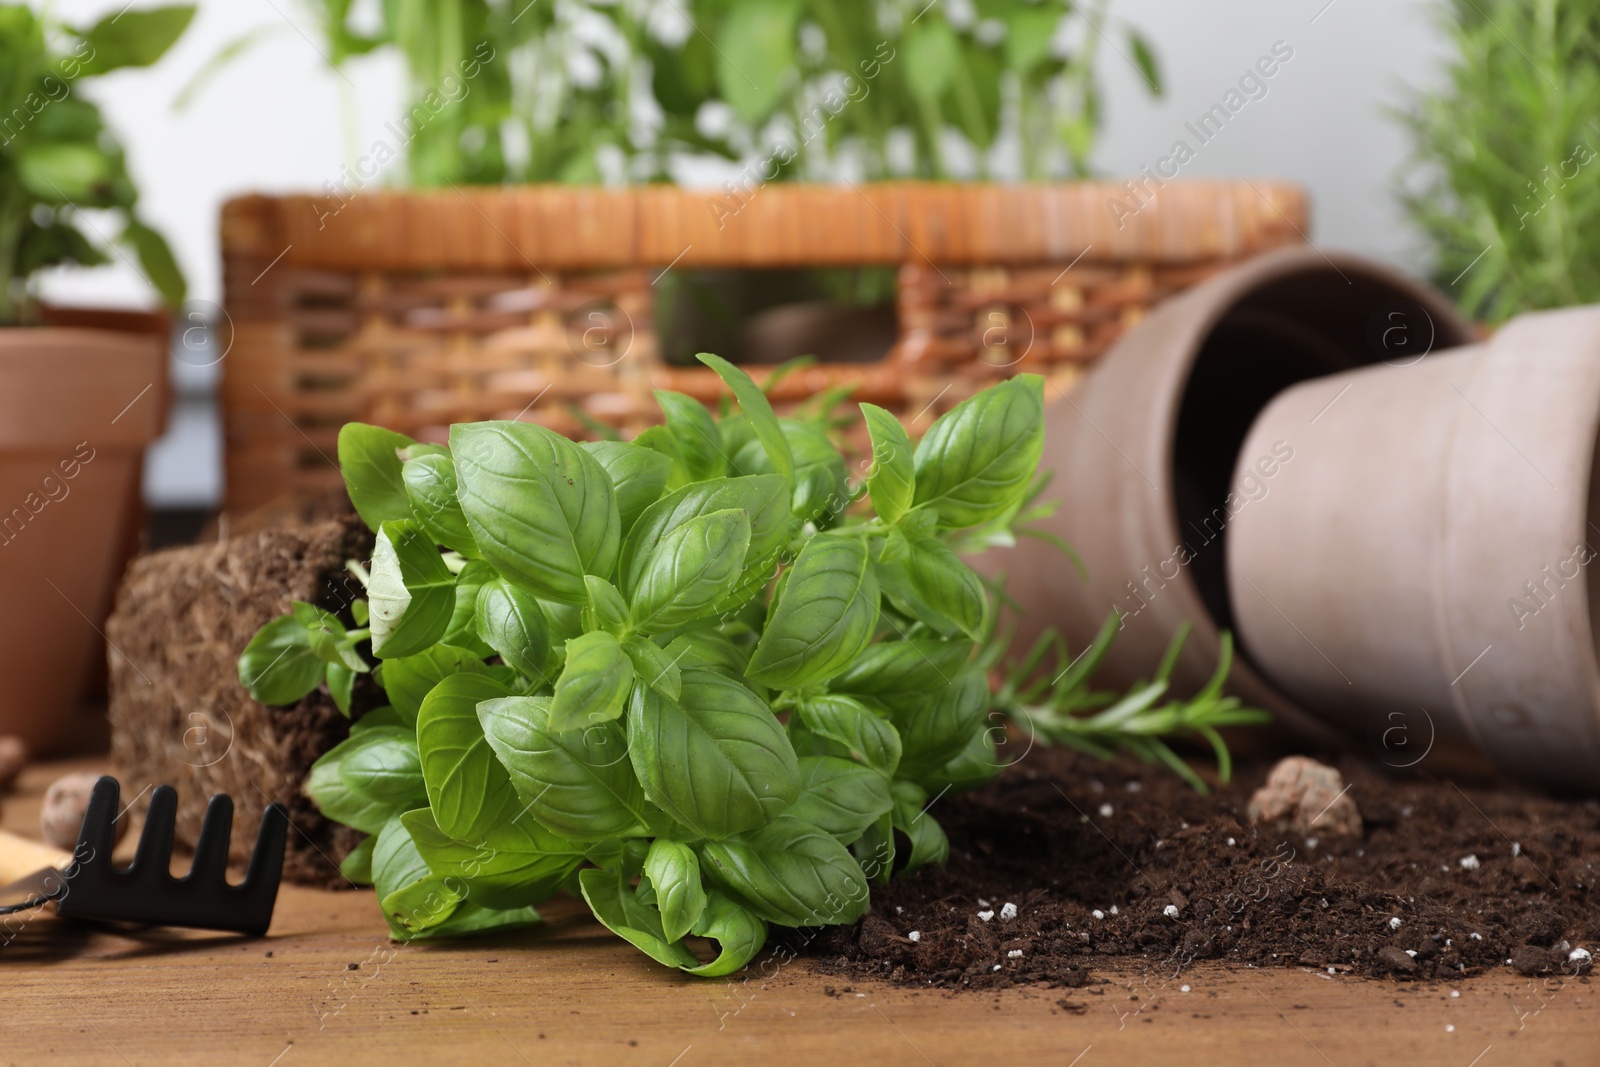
left=78, top=777, right=122, bottom=865
left=187, top=793, right=235, bottom=885
left=242, top=804, right=289, bottom=896
left=131, top=785, right=178, bottom=876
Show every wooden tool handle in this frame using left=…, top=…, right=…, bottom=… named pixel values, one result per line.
left=0, top=830, right=74, bottom=886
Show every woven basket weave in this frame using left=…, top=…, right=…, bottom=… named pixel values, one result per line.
left=220, top=182, right=1306, bottom=512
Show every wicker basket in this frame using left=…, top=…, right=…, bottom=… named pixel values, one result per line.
left=220, top=182, right=1306, bottom=512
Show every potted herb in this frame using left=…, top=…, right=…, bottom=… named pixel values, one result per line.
left=0, top=3, right=191, bottom=751
left=235, top=361, right=1258, bottom=970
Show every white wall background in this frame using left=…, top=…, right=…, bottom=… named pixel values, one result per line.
left=35, top=0, right=1452, bottom=505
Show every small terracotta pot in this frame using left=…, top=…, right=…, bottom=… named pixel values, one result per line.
left=0, top=325, right=168, bottom=754
left=1229, top=306, right=1600, bottom=790
left=987, top=247, right=1475, bottom=751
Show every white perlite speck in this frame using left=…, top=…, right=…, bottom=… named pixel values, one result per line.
left=1389, top=917, right=1403, bottom=930
left=1098, top=803, right=1114, bottom=817
left=1450, top=990, right=1460, bottom=998
left=999, top=902, right=1018, bottom=921
left=1163, top=905, right=1180, bottom=919
left=1512, top=842, right=1522, bottom=857
left=1180, top=984, right=1191, bottom=993
left=1459, top=854, right=1480, bottom=870
left=1092, top=910, right=1105, bottom=920
left=908, top=931, right=921, bottom=942
left=1470, top=932, right=1483, bottom=941
left=1445, top=1025, right=1455, bottom=1033
left=978, top=910, right=994, bottom=922
left=1109, top=905, right=1119, bottom=915
left=1570, top=947, right=1593, bottom=965
left=1227, top=837, right=1237, bottom=847
left=1007, top=949, right=1023, bottom=959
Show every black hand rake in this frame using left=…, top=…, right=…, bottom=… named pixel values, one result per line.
left=0, top=776, right=288, bottom=936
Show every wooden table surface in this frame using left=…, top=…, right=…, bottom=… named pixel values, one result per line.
left=1, top=759, right=1591, bottom=1067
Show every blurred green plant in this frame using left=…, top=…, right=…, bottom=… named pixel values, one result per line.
left=0, top=3, right=191, bottom=324
left=205, top=0, right=1159, bottom=188
left=1398, top=0, right=1600, bottom=322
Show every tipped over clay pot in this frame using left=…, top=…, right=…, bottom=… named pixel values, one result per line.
left=987, top=247, right=1476, bottom=751
left=1229, top=306, right=1600, bottom=791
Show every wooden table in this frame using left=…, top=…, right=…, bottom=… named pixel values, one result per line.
left=2, top=759, right=1591, bottom=1066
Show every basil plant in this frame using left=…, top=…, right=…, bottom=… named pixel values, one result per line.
left=239, top=354, right=1044, bottom=975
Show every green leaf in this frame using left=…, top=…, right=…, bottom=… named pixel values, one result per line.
left=416, top=672, right=518, bottom=840
left=339, top=725, right=427, bottom=809
left=861, top=403, right=914, bottom=523
left=643, top=838, right=708, bottom=942
left=326, top=662, right=355, bottom=714
left=340, top=835, right=375, bottom=884
left=579, top=868, right=699, bottom=969
left=619, top=475, right=789, bottom=597
left=696, top=353, right=795, bottom=489
left=1004, top=8, right=1061, bottom=72
left=663, top=631, right=750, bottom=678
left=17, top=143, right=111, bottom=202
left=440, top=561, right=496, bottom=658
left=885, top=668, right=991, bottom=780
left=698, top=815, right=870, bottom=926
left=76, top=5, right=195, bottom=74
left=124, top=218, right=185, bottom=306
left=402, top=452, right=480, bottom=557
left=375, top=644, right=486, bottom=725
left=890, top=781, right=949, bottom=874
left=372, top=816, right=464, bottom=936
left=714, top=0, right=802, bottom=124
left=474, top=579, right=553, bottom=683
left=549, top=631, right=635, bottom=733
left=904, top=21, right=961, bottom=102
left=747, top=533, right=879, bottom=690
left=684, top=890, right=768, bottom=976
left=784, top=756, right=892, bottom=844
left=655, top=390, right=727, bottom=482
left=304, top=735, right=413, bottom=834
left=581, top=575, right=631, bottom=635
left=912, top=376, right=1044, bottom=529
left=630, top=509, right=751, bottom=631
left=580, top=441, right=672, bottom=535
left=796, top=694, right=902, bottom=776
left=877, top=537, right=990, bottom=640
left=1129, top=30, right=1164, bottom=95
left=238, top=616, right=324, bottom=706
left=451, top=421, right=620, bottom=604
left=293, top=601, right=366, bottom=672
left=401, top=807, right=581, bottom=910
left=338, top=423, right=415, bottom=532
left=623, top=635, right=682, bottom=700
left=626, top=669, right=799, bottom=839
left=732, top=421, right=847, bottom=526
left=828, top=639, right=971, bottom=697
left=478, top=695, right=646, bottom=840
left=368, top=520, right=456, bottom=658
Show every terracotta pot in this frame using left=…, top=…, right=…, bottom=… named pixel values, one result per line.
left=1229, top=306, right=1600, bottom=790
left=987, top=247, right=1475, bottom=751
left=0, top=325, right=168, bottom=754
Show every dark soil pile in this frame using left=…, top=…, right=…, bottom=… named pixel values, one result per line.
left=794, top=746, right=1600, bottom=990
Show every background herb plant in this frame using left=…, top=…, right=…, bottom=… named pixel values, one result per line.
left=239, top=359, right=1256, bottom=975
left=1398, top=0, right=1600, bottom=322
left=0, top=3, right=190, bottom=324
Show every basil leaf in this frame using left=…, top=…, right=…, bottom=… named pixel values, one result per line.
left=877, top=536, right=990, bottom=641
left=340, top=835, right=375, bottom=885
left=416, top=672, right=518, bottom=840
left=401, top=807, right=581, bottom=910
left=655, top=390, right=727, bottom=482
left=885, top=668, right=991, bottom=780
left=471, top=578, right=551, bottom=683
left=452, top=421, right=620, bottom=604
left=732, top=420, right=847, bottom=526
left=351, top=705, right=407, bottom=733
left=852, top=812, right=895, bottom=885
left=796, top=694, right=902, bottom=776
left=339, top=725, right=427, bottom=808
left=338, top=422, right=415, bottom=532
left=643, top=838, right=708, bottom=942
left=238, top=615, right=323, bottom=706
left=920, top=727, right=1005, bottom=793
left=326, top=663, right=355, bottom=715
left=477, top=695, right=647, bottom=840
left=697, top=353, right=795, bottom=489
left=442, top=561, right=497, bottom=658
left=630, top=509, right=752, bottom=631
left=579, top=867, right=699, bottom=969
left=785, top=756, right=892, bottom=844
left=376, top=644, right=487, bottom=725
left=581, top=440, right=672, bottom=535
left=304, top=737, right=406, bottom=834
left=698, top=814, right=870, bottom=926
left=663, top=630, right=750, bottom=678
left=402, top=452, right=480, bottom=557
left=582, top=574, right=630, bottom=635
left=623, top=635, right=682, bottom=700
left=912, top=375, right=1044, bottom=529
left=878, top=525, right=911, bottom=564
left=891, top=781, right=949, bottom=874
left=684, top=890, right=768, bottom=977
left=626, top=669, right=799, bottom=839
left=294, top=602, right=366, bottom=672
left=619, top=475, right=788, bottom=598
left=369, top=520, right=455, bottom=659
left=372, top=815, right=464, bottom=937
left=410, top=901, right=541, bottom=940
left=828, top=639, right=971, bottom=697
left=549, top=631, right=635, bottom=733
left=746, top=533, right=879, bottom=690
left=861, top=403, right=915, bottom=523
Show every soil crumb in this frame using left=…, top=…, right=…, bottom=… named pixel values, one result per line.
left=791, top=747, right=1599, bottom=990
